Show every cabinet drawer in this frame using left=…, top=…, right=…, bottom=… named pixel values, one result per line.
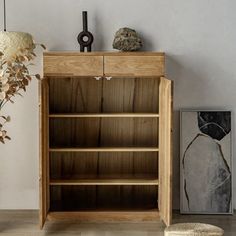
left=104, top=55, right=165, bottom=76
left=44, top=56, right=103, bottom=76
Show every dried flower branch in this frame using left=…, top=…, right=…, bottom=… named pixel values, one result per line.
left=0, top=115, right=11, bottom=144
left=0, top=44, right=46, bottom=143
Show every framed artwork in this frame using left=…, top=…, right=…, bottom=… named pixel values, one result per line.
left=180, top=110, right=233, bottom=214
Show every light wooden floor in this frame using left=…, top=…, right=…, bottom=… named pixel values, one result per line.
left=0, top=210, right=235, bottom=236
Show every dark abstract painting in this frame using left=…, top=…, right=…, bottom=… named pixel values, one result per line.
left=180, top=111, right=232, bottom=214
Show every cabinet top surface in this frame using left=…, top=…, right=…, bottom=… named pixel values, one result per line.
left=43, top=51, right=165, bottom=57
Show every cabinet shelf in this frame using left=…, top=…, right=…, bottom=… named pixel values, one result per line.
left=49, top=147, right=159, bottom=152
left=49, top=113, right=159, bottom=118
left=50, top=178, right=159, bottom=186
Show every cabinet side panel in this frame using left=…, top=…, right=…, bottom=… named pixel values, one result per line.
left=39, top=79, right=50, bottom=228
left=158, top=77, right=173, bottom=226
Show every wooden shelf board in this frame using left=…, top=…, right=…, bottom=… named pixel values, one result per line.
left=49, top=113, right=159, bottom=118
left=50, top=178, right=159, bottom=186
left=49, top=147, right=159, bottom=152
left=47, top=210, right=160, bottom=221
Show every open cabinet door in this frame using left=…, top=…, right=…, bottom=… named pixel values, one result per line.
left=39, top=78, right=50, bottom=229
left=159, top=77, right=173, bottom=226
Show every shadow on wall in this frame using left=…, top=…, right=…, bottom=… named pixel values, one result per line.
left=172, top=110, right=180, bottom=210
left=165, top=53, right=229, bottom=108
left=140, top=31, right=155, bottom=51
left=92, top=11, right=105, bottom=51
left=165, top=54, right=233, bottom=210
left=166, top=55, right=186, bottom=210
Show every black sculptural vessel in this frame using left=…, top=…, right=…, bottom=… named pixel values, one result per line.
left=77, top=11, right=94, bottom=52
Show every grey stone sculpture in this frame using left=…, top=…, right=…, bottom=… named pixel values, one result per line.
left=112, top=27, right=142, bottom=51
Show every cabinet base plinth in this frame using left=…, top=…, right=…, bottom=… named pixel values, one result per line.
left=47, top=210, right=160, bottom=221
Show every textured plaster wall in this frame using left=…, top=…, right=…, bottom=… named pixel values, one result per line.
left=0, top=0, right=235, bottom=209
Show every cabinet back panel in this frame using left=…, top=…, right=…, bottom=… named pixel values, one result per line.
left=49, top=77, right=103, bottom=113
left=49, top=118, right=158, bottom=147
left=102, top=77, right=159, bottom=113
left=49, top=77, right=159, bottom=113
left=50, top=152, right=158, bottom=179
left=50, top=185, right=158, bottom=211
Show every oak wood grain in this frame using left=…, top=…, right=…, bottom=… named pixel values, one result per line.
left=44, top=56, right=103, bottom=76
left=158, top=77, right=173, bottom=226
left=39, top=78, right=50, bottom=229
left=49, top=113, right=160, bottom=118
left=44, top=51, right=165, bottom=56
left=104, top=56, right=164, bottom=76
left=49, top=147, right=159, bottom=152
left=49, top=117, right=158, bottom=148
left=48, top=77, right=159, bottom=114
left=47, top=210, right=160, bottom=221
left=50, top=179, right=159, bottom=186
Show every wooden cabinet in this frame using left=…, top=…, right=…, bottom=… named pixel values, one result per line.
left=40, top=52, right=172, bottom=228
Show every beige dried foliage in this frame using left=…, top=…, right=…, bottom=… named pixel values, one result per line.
left=0, top=44, right=46, bottom=143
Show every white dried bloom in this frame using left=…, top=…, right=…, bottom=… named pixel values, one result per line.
left=0, top=77, right=8, bottom=85
left=1, top=83, right=9, bottom=92
left=0, top=130, right=6, bottom=138
left=0, top=91, right=6, bottom=100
